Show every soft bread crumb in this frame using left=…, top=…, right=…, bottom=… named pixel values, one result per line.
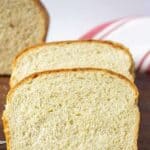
left=4, top=69, right=139, bottom=150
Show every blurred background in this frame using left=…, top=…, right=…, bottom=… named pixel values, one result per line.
left=41, top=0, right=150, bottom=40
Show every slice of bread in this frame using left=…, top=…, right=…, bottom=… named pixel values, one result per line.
left=3, top=68, right=139, bottom=150
left=10, top=40, right=134, bottom=87
left=0, top=0, right=48, bottom=74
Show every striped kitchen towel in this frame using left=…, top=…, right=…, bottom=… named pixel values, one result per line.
left=80, top=17, right=150, bottom=74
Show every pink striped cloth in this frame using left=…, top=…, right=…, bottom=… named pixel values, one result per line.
left=79, top=17, right=150, bottom=74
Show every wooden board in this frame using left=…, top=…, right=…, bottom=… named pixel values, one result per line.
left=0, top=73, right=150, bottom=150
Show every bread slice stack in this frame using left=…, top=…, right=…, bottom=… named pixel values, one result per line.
left=3, top=40, right=139, bottom=150
left=0, top=0, right=48, bottom=74
left=10, top=40, right=134, bottom=87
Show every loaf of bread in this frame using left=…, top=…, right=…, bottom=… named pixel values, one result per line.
left=10, top=40, right=134, bottom=87
left=0, top=0, right=48, bottom=74
left=3, top=68, right=139, bottom=150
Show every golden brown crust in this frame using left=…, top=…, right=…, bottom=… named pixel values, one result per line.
left=2, top=115, right=10, bottom=150
left=10, top=40, right=135, bottom=87
left=5, top=68, right=139, bottom=149
left=33, top=0, right=49, bottom=42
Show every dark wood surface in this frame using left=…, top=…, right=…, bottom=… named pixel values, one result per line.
left=0, top=73, right=150, bottom=150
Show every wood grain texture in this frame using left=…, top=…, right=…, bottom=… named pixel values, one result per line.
left=0, top=73, right=150, bottom=150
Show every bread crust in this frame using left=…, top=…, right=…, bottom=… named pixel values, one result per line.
left=33, top=0, right=49, bottom=42
left=4, top=68, right=139, bottom=149
left=2, top=115, right=11, bottom=150
left=10, top=40, right=135, bottom=86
